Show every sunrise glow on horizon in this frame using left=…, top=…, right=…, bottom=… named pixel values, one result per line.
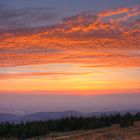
left=0, top=0, right=140, bottom=95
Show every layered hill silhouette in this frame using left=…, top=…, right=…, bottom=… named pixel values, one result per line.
left=0, top=110, right=140, bottom=123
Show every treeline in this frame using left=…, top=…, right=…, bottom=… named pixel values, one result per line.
left=0, top=112, right=140, bottom=139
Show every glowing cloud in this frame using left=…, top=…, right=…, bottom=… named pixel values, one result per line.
left=0, top=6, right=140, bottom=93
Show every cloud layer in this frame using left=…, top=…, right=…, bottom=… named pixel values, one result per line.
left=0, top=6, right=140, bottom=68
left=0, top=6, right=140, bottom=92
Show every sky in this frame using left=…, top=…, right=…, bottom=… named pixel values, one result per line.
left=0, top=0, right=140, bottom=114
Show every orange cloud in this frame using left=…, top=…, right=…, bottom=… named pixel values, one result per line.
left=99, top=7, right=130, bottom=17
left=0, top=6, right=140, bottom=68
left=0, top=71, right=92, bottom=79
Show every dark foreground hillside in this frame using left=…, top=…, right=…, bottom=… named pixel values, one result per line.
left=0, top=122, right=140, bottom=140
left=29, top=121, right=140, bottom=140
left=0, top=112, right=140, bottom=139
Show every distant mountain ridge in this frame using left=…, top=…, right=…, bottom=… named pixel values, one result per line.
left=0, top=113, right=18, bottom=122
left=20, top=111, right=82, bottom=121
left=0, top=110, right=139, bottom=123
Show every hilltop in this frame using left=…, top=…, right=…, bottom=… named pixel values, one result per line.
left=30, top=121, right=140, bottom=140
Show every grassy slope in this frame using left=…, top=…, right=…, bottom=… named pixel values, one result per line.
left=29, top=121, right=140, bottom=140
